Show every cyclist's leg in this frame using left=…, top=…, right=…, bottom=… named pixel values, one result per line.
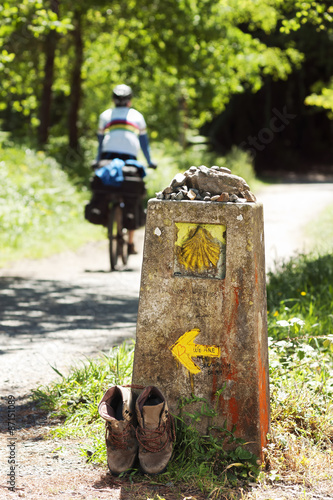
left=128, top=230, right=137, bottom=255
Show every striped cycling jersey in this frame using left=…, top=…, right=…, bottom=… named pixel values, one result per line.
left=103, top=118, right=140, bottom=135
left=98, top=107, right=147, bottom=157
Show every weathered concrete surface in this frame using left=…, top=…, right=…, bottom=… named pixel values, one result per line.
left=132, top=199, right=270, bottom=459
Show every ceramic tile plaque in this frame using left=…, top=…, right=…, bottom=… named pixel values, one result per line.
left=174, top=222, right=226, bottom=279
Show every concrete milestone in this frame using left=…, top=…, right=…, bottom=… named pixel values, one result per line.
left=132, top=192, right=270, bottom=459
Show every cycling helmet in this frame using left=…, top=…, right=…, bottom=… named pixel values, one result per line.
left=112, top=84, right=133, bottom=106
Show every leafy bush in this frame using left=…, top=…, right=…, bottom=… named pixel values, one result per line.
left=0, top=144, right=104, bottom=265
left=45, top=135, right=97, bottom=187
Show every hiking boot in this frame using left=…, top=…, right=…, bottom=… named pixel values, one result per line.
left=98, top=386, right=137, bottom=475
left=128, top=243, right=138, bottom=255
left=135, top=386, right=175, bottom=474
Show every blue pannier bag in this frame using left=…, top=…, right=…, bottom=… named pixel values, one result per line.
left=95, top=158, right=125, bottom=186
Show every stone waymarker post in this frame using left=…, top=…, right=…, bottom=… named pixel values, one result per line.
left=132, top=166, right=270, bottom=459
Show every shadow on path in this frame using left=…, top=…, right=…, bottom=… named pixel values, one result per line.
left=0, top=276, right=138, bottom=343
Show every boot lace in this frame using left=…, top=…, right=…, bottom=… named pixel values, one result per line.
left=105, top=422, right=134, bottom=450
left=136, top=415, right=176, bottom=453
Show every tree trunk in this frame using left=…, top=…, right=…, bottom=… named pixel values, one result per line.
left=68, top=8, right=83, bottom=151
left=38, top=0, right=59, bottom=146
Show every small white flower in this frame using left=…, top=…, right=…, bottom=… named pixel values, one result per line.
left=290, top=317, right=305, bottom=326
left=276, top=320, right=290, bottom=327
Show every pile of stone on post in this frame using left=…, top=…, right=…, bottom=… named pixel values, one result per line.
left=155, top=165, right=257, bottom=203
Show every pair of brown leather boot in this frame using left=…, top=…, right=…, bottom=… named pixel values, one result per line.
left=98, top=385, right=175, bottom=475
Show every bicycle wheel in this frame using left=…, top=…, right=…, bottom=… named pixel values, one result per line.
left=120, top=228, right=129, bottom=266
left=108, top=204, right=122, bottom=270
left=119, top=201, right=129, bottom=266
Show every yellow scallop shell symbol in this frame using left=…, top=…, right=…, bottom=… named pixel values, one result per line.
left=178, top=226, right=221, bottom=271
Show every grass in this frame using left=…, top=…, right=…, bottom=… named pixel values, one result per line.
left=0, top=143, right=105, bottom=266
left=267, top=253, right=333, bottom=339
left=263, top=251, right=333, bottom=491
left=32, top=252, right=333, bottom=498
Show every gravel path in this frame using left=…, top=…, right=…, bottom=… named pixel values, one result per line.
left=0, top=235, right=144, bottom=395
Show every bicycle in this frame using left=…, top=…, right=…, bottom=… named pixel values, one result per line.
left=107, top=190, right=143, bottom=270
left=85, top=160, right=146, bottom=271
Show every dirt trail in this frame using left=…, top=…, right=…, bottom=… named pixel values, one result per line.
left=0, top=181, right=333, bottom=499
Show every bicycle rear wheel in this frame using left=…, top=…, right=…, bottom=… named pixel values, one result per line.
left=120, top=229, right=129, bottom=266
left=108, top=203, right=129, bottom=270
left=108, top=204, right=121, bottom=270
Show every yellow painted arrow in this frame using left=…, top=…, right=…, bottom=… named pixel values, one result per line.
left=170, top=328, right=220, bottom=374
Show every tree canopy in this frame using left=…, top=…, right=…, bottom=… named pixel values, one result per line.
left=0, top=0, right=332, bottom=156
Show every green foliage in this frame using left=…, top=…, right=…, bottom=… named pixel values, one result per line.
left=0, top=141, right=104, bottom=266
left=267, top=253, right=333, bottom=339
left=109, top=0, right=303, bottom=139
left=167, top=393, right=260, bottom=491
left=266, top=252, right=333, bottom=479
left=44, top=135, right=96, bottom=187
left=269, top=337, right=333, bottom=446
left=1, top=0, right=332, bottom=152
left=33, top=341, right=134, bottom=416
left=305, top=78, right=333, bottom=118
left=0, top=0, right=73, bottom=131
left=280, top=1, right=333, bottom=34
left=0, top=0, right=318, bottom=144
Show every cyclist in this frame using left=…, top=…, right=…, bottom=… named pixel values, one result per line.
left=94, top=84, right=157, bottom=254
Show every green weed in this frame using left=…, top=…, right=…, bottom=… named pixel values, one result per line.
left=32, top=342, right=135, bottom=462
left=269, top=338, right=333, bottom=446
left=166, top=393, right=260, bottom=493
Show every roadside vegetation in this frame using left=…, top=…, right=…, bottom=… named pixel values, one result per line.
left=0, top=137, right=104, bottom=266
left=32, top=249, right=333, bottom=498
